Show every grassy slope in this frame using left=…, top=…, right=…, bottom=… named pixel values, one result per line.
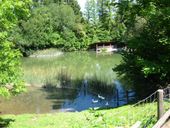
left=2, top=102, right=166, bottom=128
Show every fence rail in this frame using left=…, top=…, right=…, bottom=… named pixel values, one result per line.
left=152, top=109, right=170, bottom=128
left=129, top=87, right=170, bottom=128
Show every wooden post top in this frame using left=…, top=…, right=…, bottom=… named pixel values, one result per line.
left=157, top=89, right=163, bottom=92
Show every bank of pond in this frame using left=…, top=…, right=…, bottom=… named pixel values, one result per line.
left=1, top=103, right=159, bottom=128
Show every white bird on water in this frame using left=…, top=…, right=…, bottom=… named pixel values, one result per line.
left=105, top=102, right=109, bottom=106
left=92, top=99, right=98, bottom=103
left=98, top=94, right=105, bottom=100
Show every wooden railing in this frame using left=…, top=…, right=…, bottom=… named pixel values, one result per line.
left=152, top=109, right=170, bottom=128
left=130, top=87, right=170, bottom=128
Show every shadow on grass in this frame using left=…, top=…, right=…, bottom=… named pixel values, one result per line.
left=0, top=118, right=14, bottom=128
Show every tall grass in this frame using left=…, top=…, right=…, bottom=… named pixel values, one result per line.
left=22, top=51, right=122, bottom=89
left=44, top=68, right=72, bottom=88
left=87, top=72, right=116, bottom=96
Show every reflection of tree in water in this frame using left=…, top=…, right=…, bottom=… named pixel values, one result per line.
left=23, top=52, right=122, bottom=86
left=45, top=68, right=116, bottom=96
left=43, top=67, right=135, bottom=111
left=87, top=72, right=116, bottom=97
left=43, top=87, right=78, bottom=110
left=45, top=68, right=82, bottom=89
left=44, top=69, right=82, bottom=110
left=44, top=68, right=114, bottom=107
left=57, top=68, right=72, bottom=87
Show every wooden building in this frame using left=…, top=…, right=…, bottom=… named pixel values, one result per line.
left=89, top=42, right=125, bottom=53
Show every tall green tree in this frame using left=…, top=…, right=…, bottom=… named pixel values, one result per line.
left=68, top=0, right=82, bottom=16
left=112, top=0, right=133, bottom=42
left=114, top=0, right=170, bottom=97
left=33, top=0, right=82, bottom=16
left=84, top=0, right=98, bottom=24
left=0, top=0, right=31, bottom=97
left=84, top=0, right=116, bottom=43
left=97, top=0, right=115, bottom=28
left=11, top=3, right=87, bottom=54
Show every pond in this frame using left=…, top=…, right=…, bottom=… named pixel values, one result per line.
left=0, top=51, right=135, bottom=114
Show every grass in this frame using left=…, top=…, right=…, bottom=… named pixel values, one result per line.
left=1, top=102, right=169, bottom=128
left=29, top=48, right=63, bottom=57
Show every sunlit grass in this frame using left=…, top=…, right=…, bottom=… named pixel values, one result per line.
left=2, top=102, right=169, bottom=128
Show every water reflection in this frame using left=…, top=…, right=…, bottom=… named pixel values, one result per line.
left=22, top=52, right=121, bottom=86
left=0, top=80, right=135, bottom=114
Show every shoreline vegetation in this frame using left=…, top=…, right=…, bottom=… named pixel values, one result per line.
left=28, top=48, right=122, bottom=58
left=29, top=49, right=64, bottom=58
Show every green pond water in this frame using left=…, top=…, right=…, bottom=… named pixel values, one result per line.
left=22, top=51, right=122, bottom=86
left=0, top=51, right=135, bottom=114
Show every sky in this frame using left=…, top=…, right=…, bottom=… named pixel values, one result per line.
left=77, top=0, right=87, bottom=12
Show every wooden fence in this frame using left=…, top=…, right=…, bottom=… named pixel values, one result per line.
left=131, top=88, right=170, bottom=128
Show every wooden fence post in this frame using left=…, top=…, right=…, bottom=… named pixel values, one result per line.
left=131, top=121, right=141, bottom=128
left=126, top=90, right=129, bottom=104
left=116, top=89, right=119, bottom=107
left=167, top=89, right=170, bottom=98
left=157, top=89, right=164, bottom=120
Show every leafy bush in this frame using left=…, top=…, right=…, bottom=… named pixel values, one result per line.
left=0, top=0, right=31, bottom=96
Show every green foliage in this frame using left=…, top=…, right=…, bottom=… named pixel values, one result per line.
left=84, top=0, right=98, bottom=24
left=62, top=29, right=80, bottom=51
left=84, top=0, right=118, bottom=45
left=0, top=0, right=31, bottom=96
left=10, top=0, right=123, bottom=54
left=0, top=42, right=25, bottom=96
left=11, top=1, right=87, bottom=55
left=114, top=0, right=170, bottom=95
